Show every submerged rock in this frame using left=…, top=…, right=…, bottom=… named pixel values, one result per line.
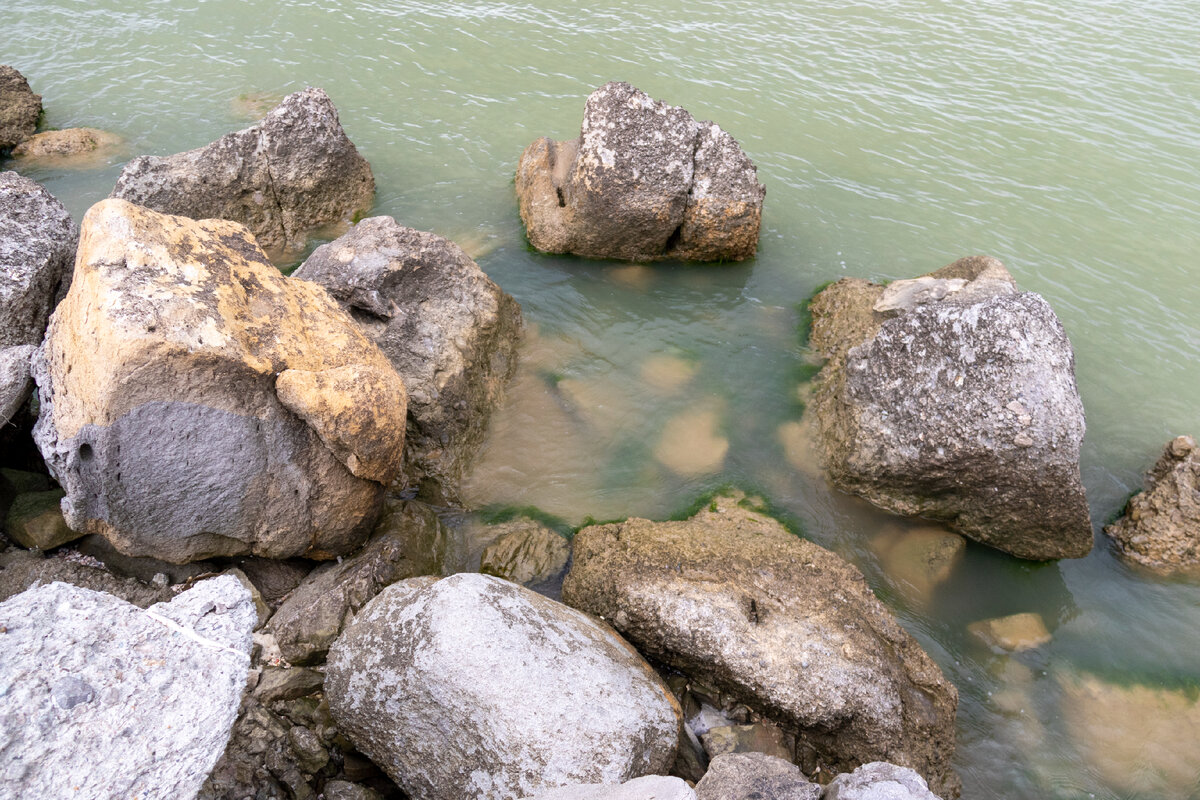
left=0, top=172, right=75, bottom=425
left=326, top=572, right=681, bottom=800
left=694, top=752, right=820, bottom=800
left=823, top=762, right=943, bottom=800
left=870, top=522, right=965, bottom=608
left=807, top=256, right=1092, bottom=560
left=294, top=216, right=522, bottom=502
left=112, top=87, right=374, bottom=255
left=11, top=127, right=124, bottom=168
left=1104, top=435, right=1200, bottom=573
left=0, top=66, right=41, bottom=150
left=0, top=575, right=255, bottom=798
left=268, top=498, right=451, bottom=665
left=32, top=198, right=406, bottom=564
left=654, top=404, right=729, bottom=477
left=967, top=612, right=1051, bottom=653
left=479, top=516, right=571, bottom=586
left=516, top=81, right=764, bottom=262
left=562, top=494, right=960, bottom=797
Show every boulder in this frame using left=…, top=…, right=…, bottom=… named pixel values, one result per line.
left=0, top=66, right=41, bottom=150
left=562, top=493, right=960, bottom=798
left=294, top=216, right=522, bottom=502
left=518, top=776, right=696, bottom=800
left=0, top=575, right=255, bottom=798
left=1, top=172, right=75, bottom=425
left=4, top=489, right=81, bottom=550
left=11, top=127, right=124, bottom=167
left=32, top=198, right=406, bottom=564
left=111, top=87, right=374, bottom=255
left=807, top=256, right=1092, bottom=560
left=326, top=573, right=682, bottom=800
left=479, top=516, right=571, bottom=585
left=694, top=752, right=820, bottom=800
left=823, top=762, right=943, bottom=800
left=268, top=498, right=450, bottom=665
left=1104, top=435, right=1200, bottom=573
left=516, top=81, right=764, bottom=262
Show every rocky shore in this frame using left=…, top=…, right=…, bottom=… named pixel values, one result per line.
left=2, top=67, right=1196, bottom=800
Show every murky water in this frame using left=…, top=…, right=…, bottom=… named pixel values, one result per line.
left=6, top=1, right=1200, bottom=796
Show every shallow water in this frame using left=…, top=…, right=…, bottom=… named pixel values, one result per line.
left=6, top=1, right=1200, bottom=796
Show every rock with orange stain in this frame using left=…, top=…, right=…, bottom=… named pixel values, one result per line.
left=31, top=198, right=406, bottom=563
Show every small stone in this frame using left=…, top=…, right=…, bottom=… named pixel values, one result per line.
left=52, top=676, right=95, bottom=710
left=967, top=612, right=1051, bottom=652
left=253, top=667, right=325, bottom=704
left=287, top=725, right=329, bottom=774
left=694, top=752, right=820, bottom=800
left=700, top=722, right=792, bottom=762
left=322, top=780, right=383, bottom=800
left=479, top=518, right=570, bottom=585
left=5, top=489, right=81, bottom=550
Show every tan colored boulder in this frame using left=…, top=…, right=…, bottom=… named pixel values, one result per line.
left=1104, top=435, right=1200, bottom=573
left=967, top=612, right=1051, bottom=653
left=11, top=127, right=123, bottom=167
left=32, top=198, right=406, bottom=563
left=562, top=494, right=960, bottom=797
left=5, top=489, right=82, bottom=550
left=654, top=405, right=729, bottom=476
left=871, top=523, right=965, bottom=608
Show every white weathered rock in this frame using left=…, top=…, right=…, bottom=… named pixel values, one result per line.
left=326, top=573, right=681, bottom=800
left=695, top=752, right=820, bottom=800
left=0, top=575, right=255, bottom=799
left=519, top=776, right=696, bottom=800
left=823, top=762, right=943, bottom=800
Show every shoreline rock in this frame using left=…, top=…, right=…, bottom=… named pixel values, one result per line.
left=0, top=66, right=41, bottom=151
left=1104, top=435, right=1200, bottom=573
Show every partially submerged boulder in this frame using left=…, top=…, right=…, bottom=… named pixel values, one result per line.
left=33, top=198, right=407, bottom=563
left=807, top=256, right=1092, bottom=560
left=0, top=172, right=75, bottom=425
left=479, top=516, right=570, bottom=586
left=112, top=87, right=374, bottom=255
left=516, top=81, right=764, bottom=262
left=12, top=127, right=124, bottom=167
left=326, top=572, right=682, bottom=800
left=1104, top=435, right=1200, bottom=573
left=294, top=216, right=522, bottom=502
left=562, top=494, right=960, bottom=798
left=0, top=575, right=255, bottom=798
left=0, top=66, right=41, bottom=151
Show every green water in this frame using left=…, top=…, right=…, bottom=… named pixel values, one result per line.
left=6, top=1, right=1200, bottom=797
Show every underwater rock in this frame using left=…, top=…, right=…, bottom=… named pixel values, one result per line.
left=479, top=517, right=570, bottom=586
left=32, top=199, right=406, bottom=564
left=807, top=256, right=1092, bottom=561
left=870, top=522, right=965, bottom=608
left=0, top=66, right=41, bottom=150
left=823, top=762, right=943, bottom=800
left=268, top=498, right=450, bottom=665
left=326, top=573, right=681, bottom=800
left=295, top=216, right=522, bottom=503
left=1104, top=435, right=1200, bottom=574
left=11, top=127, right=123, bottom=167
left=112, top=87, right=374, bottom=255
left=562, top=493, right=960, bottom=797
left=654, top=405, right=729, bottom=477
left=694, top=752, right=820, bottom=800
left=967, top=612, right=1051, bottom=653
left=0, top=576, right=255, bottom=798
left=516, top=81, right=764, bottom=262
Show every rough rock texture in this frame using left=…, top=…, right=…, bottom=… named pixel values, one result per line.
left=326, top=573, right=682, bottom=800
left=516, top=81, right=764, bottom=262
left=11, top=127, right=124, bottom=166
left=32, top=198, right=406, bottom=564
left=294, top=217, right=522, bottom=502
left=694, top=752, right=821, bottom=800
left=562, top=494, right=960, bottom=798
left=0, top=575, right=255, bottom=798
left=0, top=172, right=75, bottom=425
left=111, top=87, right=374, bottom=255
left=807, top=256, right=1091, bottom=560
left=479, top=517, right=571, bottom=585
left=0, top=67, right=41, bottom=150
left=1104, top=435, right=1200, bottom=573
left=269, top=498, right=450, bottom=665
left=518, top=776, right=696, bottom=800
left=823, top=762, right=943, bottom=800
left=0, top=547, right=172, bottom=607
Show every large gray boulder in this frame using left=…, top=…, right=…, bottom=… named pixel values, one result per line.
left=1105, top=435, right=1200, bottom=573
left=112, top=87, right=374, bottom=255
left=822, top=762, right=943, bottom=800
left=326, top=573, right=682, bottom=800
left=0, top=67, right=41, bottom=150
left=0, top=575, right=255, bottom=798
left=268, top=498, right=451, bottom=665
left=32, top=199, right=407, bottom=564
left=695, top=752, right=820, bottom=800
left=0, top=172, right=75, bottom=425
left=807, top=256, right=1091, bottom=560
left=516, top=81, right=764, bottom=262
left=519, top=776, right=696, bottom=800
left=294, top=216, right=522, bottom=502
left=562, top=493, right=960, bottom=798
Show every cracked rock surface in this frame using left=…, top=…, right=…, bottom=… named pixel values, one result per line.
left=111, top=87, right=374, bottom=256
left=32, top=198, right=406, bottom=563
left=516, top=81, right=764, bottom=262
left=806, top=256, right=1092, bottom=560
left=0, top=575, right=255, bottom=799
